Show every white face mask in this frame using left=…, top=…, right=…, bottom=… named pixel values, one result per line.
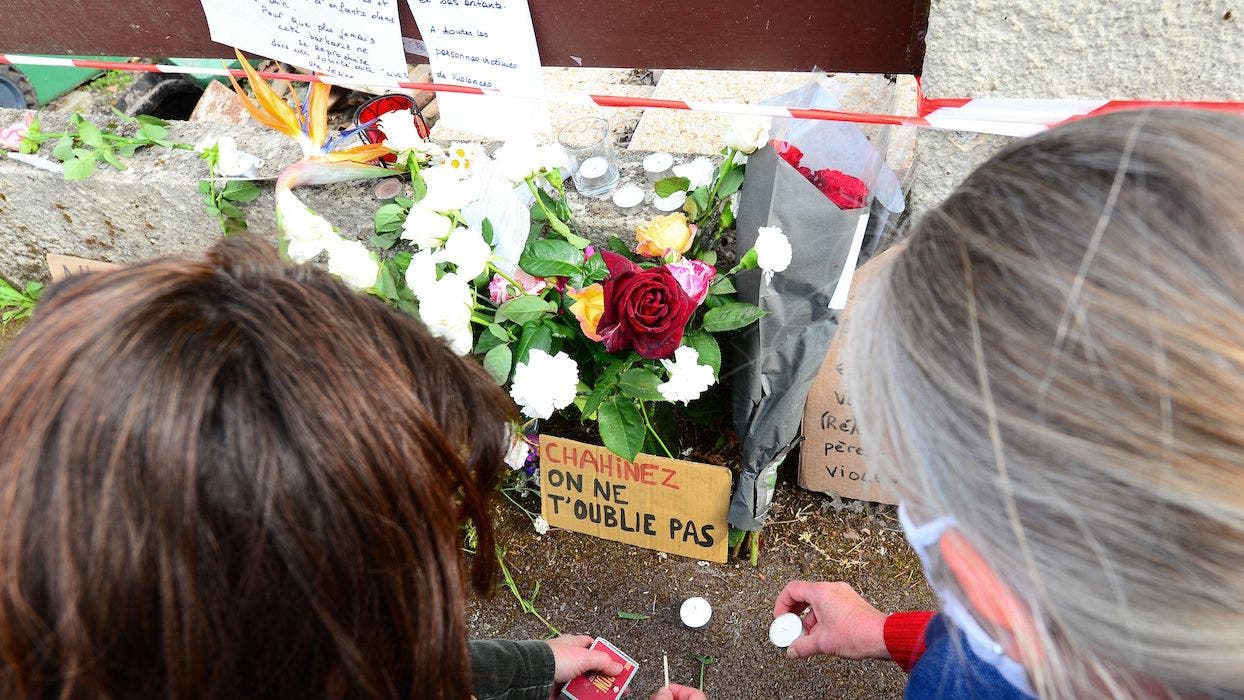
left=898, top=503, right=1037, bottom=698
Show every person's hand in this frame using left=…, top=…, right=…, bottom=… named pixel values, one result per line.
left=546, top=635, right=626, bottom=692
left=650, top=683, right=708, bottom=700
left=772, top=580, right=889, bottom=661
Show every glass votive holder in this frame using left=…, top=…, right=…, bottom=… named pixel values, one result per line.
left=642, top=152, right=675, bottom=182
left=558, top=117, right=620, bottom=198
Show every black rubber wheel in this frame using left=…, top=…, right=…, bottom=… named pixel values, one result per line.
left=0, top=66, right=37, bottom=109
left=114, top=73, right=204, bottom=121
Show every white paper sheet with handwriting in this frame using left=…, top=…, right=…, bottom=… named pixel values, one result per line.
left=200, top=0, right=410, bottom=83
left=407, top=0, right=550, bottom=138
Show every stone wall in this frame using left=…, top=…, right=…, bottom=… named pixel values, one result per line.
left=909, top=0, right=1244, bottom=215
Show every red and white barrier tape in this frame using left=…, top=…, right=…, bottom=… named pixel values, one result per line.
left=3, top=54, right=1242, bottom=137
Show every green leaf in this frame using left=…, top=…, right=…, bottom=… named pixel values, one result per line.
left=474, top=329, right=506, bottom=356
left=720, top=201, right=735, bottom=229
left=702, top=301, right=766, bottom=333
left=77, top=120, right=104, bottom=148
left=619, top=368, right=664, bottom=401
left=115, top=143, right=140, bottom=157
left=374, top=202, right=408, bottom=234
left=488, top=323, right=509, bottom=342
left=52, top=136, right=74, bottom=162
left=682, top=330, right=722, bottom=379
left=580, top=381, right=614, bottom=421
left=481, top=217, right=494, bottom=245
left=496, top=295, right=554, bottom=325
left=411, top=168, right=428, bottom=202
left=217, top=201, right=244, bottom=219
left=707, top=276, right=735, bottom=295
left=135, top=114, right=169, bottom=127
left=373, top=260, right=401, bottom=301
left=580, top=251, right=608, bottom=283
left=110, top=106, right=137, bottom=123
left=606, top=236, right=637, bottom=260
left=616, top=611, right=651, bottom=620
left=654, top=176, right=690, bottom=197
left=223, top=180, right=262, bottom=202
left=62, top=151, right=98, bottom=180
left=597, top=397, right=645, bottom=462
left=717, top=167, right=746, bottom=198
left=699, top=250, right=717, bottom=267
left=137, top=122, right=168, bottom=141
left=543, top=167, right=564, bottom=191
left=370, top=230, right=401, bottom=250
left=483, top=344, right=513, bottom=385
left=97, top=146, right=125, bottom=171
left=514, top=323, right=553, bottom=365
left=691, top=187, right=711, bottom=213
left=519, top=239, right=581, bottom=278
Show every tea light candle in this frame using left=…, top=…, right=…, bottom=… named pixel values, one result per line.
left=642, top=152, right=674, bottom=182
left=769, top=613, right=803, bottom=648
left=680, top=596, right=712, bottom=628
left=653, top=190, right=686, bottom=213
left=577, top=156, right=611, bottom=188
left=612, top=184, right=644, bottom=213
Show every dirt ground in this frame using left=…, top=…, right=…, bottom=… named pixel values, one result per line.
left=470, top=475, right=934, bottom=700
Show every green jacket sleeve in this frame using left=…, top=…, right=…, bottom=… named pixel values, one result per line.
left=469, top=639, right=556, bottom=700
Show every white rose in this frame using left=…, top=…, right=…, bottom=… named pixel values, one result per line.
left=755, top=225, right=792, bottom=284
left=509, top=349, right=579, bottom=420
left=673, top=157, right=714, bottom=191
left=441, top=225, right=492, bottom=280
left=377, top=110, right=427, bottom=153
left=419, top=164, right=481, bottom=212
left=724, top=116, right=771, bottom=154
left=326, top=239, right=380, bottom=291
left=276, top=190, right=337, bottom=263
left=658, top=346, right=716, bottom=404
left=402, top=206, right=453, bottom=249
left=493, top=136, right=566, bottom=183
left=444, top=142, right=484, bottom=175
left=416, top=272, right=474, bottom=355
left=405, top=249, right=440, bottom=297
left=533, top=515, right=550, bottom=536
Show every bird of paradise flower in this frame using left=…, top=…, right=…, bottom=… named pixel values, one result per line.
left=226, top=50, right=399, bottom=260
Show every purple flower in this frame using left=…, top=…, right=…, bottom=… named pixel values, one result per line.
left=665, top=258, right=717, bottom=306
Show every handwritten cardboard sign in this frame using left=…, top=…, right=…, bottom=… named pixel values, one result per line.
left=798, top=246, right=904, bottom=505
left=540, top=435, right=731, bottom=562
left=46, top=254, right=122, bottom=282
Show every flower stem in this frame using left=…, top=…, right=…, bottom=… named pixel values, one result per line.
left=488, top=263, right=530, bottom=297
left=638, top=401, right=674, bottom=459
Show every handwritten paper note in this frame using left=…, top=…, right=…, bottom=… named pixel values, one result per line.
left=407, top=0, right=550, bottom=137
left=46, top=254, right=121, bottom=282
left=200, top=0, right=410, bottom=83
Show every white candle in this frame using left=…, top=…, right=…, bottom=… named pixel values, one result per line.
left=612, top=184, right=644, bottom=212
left=643, top=152, right=674, bottom=182
left=653, top=190, right=686, bottom=213
left=769, top=613, right=803, bottom=648
left=578, top=156, right=610, bottom=184
left=680, top=596, right=712, bottom=628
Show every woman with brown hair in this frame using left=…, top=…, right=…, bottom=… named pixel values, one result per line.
left=765, top=109, right=1244, bottom=698
left=0, top=236, right=621, bottom=699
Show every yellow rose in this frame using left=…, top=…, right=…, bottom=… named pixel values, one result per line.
left=567, top=284, right=605, bottom=341
left=635, top=213, right=693, bottom=258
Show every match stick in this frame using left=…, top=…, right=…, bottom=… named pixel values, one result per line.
left=663, top=653, right=670, bottom=688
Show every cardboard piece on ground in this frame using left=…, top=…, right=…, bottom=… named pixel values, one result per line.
left=798, top=246, right=905, bottom=505
left=46, top=254, right=121, bottom=282
left=540, top=435, right=731, bottom=563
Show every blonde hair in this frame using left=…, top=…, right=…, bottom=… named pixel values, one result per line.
left=846, top=110, right=1244, bottom=698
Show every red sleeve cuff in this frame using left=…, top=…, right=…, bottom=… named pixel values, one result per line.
left=884, top=611, right=937, bottom=673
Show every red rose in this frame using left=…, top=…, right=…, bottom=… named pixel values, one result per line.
left=811, top=168, right=869, bottom=210
left=773, top=140, right=804, bottom=169
left=596, top=252, right=696, bottom=360
left=796, top=165, right=814, bottom=180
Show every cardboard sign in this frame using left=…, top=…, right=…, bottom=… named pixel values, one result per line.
left=798, top=246, right=904, bottom=505
left=46, top=254, right=121, bottom=282
left=540, top=435, right=731, bottom=563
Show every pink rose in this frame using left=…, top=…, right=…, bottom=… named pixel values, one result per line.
left=665, top=258, right=716, bottom=306
left=0, top=112, right=34, bottom=152
left=488, top=270, right=547, bottom=304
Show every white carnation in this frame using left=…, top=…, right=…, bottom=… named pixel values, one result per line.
left=504, top=433, right=531, bottom=470
left=533, top=515, right=550, bottom=536
left=441, top=225, right=493, bottom=280
left=658, top=346, right=716, bottom=404
left=326, top=239, right=380, bottom=291
left=405, top=249, right=440, bottom=297
left=415, top=272, right=474, bottom=355
left=277, top=190, right=338, bottom=263
left=402, top=206, right=453, bottom=249
left=419, top=164, right=480, bottom=212
left=493, top=135, right=566, bottom=183
left=724, top=116, right=771, bottom=154
left=755, top=225, right=792, bottom=283
left=510, top=349, right=579, bottom=420
left=377, top=110, right=427, bottom=153
left=673, top=157, right=715, bottom=191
